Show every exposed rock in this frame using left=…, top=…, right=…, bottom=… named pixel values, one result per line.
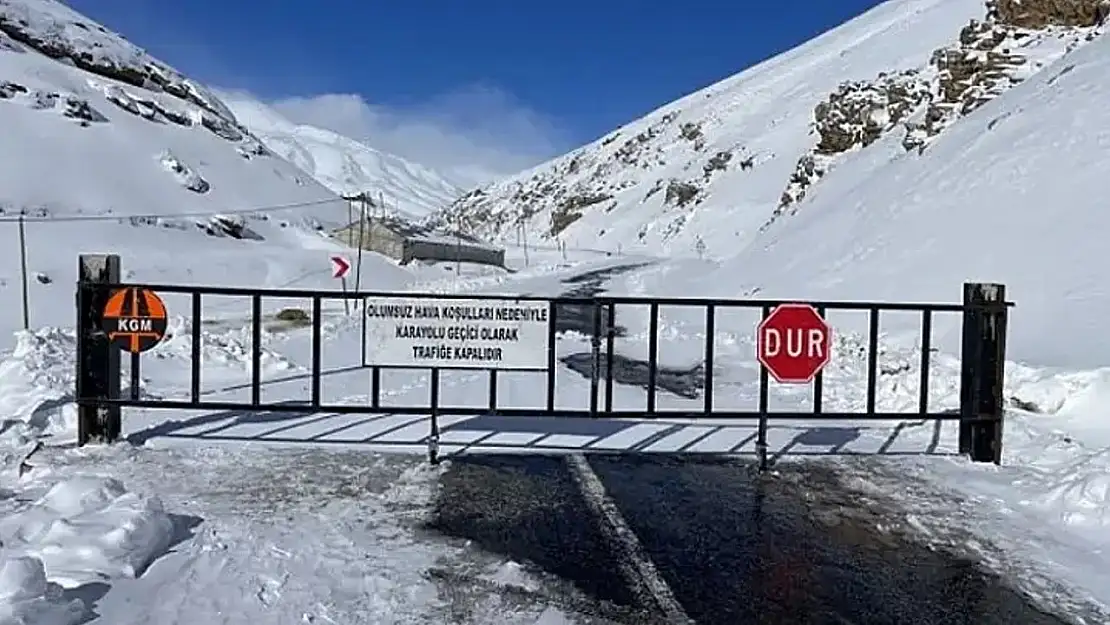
left=200, top=113, right=245, bottom=142
left=988, top=0, right=1110, bottom=28
left=0, top=80, right=27, bottom=98
left=158, top=151, right=210, bottom=194
left=776, top=154, right=831, bottom=216
left=204, top=215, right=262, bottom=240
left=903, top=19, right=1028, bottom=149
left=549, top=193, right=612, bottom=236
left=0, top=26, right=21, bottom=52
left=62, top=96, right=107, bottom=124
left=813, top=70, right=930, bottom=155
left=778, top=71, right=929, bottom=212
left=29, top=89, right=56, bottom=110
left=775, top=1, right=1105, bottom=222
left=236, top=141, right=271, bottom=160
left=0, top=9, right=231, bottom=121
left=663, top=180, right=699, bottom=208
left=702, top=150, right=732, bottom=180
left=643, top=179, right=665, bottom=203
left=680, top=121, right=703, bottom=141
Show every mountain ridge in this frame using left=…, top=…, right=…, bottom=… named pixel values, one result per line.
left=220, top=93, right=465, bottom=220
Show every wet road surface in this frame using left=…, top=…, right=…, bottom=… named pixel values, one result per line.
left=554, top=264, right=706, bottom=399
left=427, top=453, right=1078, bottom=625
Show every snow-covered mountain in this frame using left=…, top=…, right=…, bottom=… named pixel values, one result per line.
left=220, top=94, right=465, bottom=219
left=434, top=0, right=1109, bottom=367
left=0, top=0, right=428, bottom=337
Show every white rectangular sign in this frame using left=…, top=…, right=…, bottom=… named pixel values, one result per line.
left=363, top=296, right=551, bottom=369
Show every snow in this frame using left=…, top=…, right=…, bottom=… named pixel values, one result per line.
left=0, top=475, right=173, bottom=588
left=0, top=556, right=83, bottom=625
left=3, top=0, right=1110, bottom=621
left=220, top=94, right=466, bottom=220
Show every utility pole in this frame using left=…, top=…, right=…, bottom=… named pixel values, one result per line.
left=354, top=192, right=366, bottom=310
left=18, top=214, right=30, bottom=330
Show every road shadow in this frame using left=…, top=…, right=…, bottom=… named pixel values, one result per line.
left=131, top=405, right=957, bottom=465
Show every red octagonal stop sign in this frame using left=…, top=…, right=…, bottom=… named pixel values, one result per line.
left=757, top=303, right=832, bottom=384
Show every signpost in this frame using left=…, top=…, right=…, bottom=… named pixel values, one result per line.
left=756, top=303, right=832, bottom=384
left=362, top=296, right=550, bottom=369
left=330, top=254, right=351, bottom=314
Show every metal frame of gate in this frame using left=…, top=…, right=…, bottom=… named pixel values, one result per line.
left=75, top=254, right=1012, bottom=470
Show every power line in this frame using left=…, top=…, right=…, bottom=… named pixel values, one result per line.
left=1, top=195, right=629, bottom=257
left=0, top=197, right=343, bottom=224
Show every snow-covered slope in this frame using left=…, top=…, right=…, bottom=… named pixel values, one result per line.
left=221, top=94, right=465, bottom=220
left=437, top=0, right=1104, bottom=259
left=0, top=0, right=423, bottom=338
left=689, top=27, right=1110, bottom=369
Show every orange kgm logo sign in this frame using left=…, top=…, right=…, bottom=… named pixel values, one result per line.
left=101, top=287, right=169, bottom=353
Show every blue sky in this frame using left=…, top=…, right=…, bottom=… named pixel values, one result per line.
left=67, top=0, right=886, bottom=182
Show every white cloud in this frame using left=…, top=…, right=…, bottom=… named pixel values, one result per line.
left=261, top=84, right=571, bottom=187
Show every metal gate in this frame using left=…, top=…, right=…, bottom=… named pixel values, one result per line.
left=74, top=254, right=1012, bottom=469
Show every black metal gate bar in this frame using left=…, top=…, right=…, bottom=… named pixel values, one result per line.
left=919, top=310, right=932, bottom=414
left=251, top=294, right=262, bottom=406
left=703, top=303, right=715, bottom=415
left=756, top=305, right=771, bottom=471
left=812, top=305, right=825, bottom=415
left=545, top=300, right=557, bottom=412
left=190, top=292, right=202, bottom=404
left=605, top=301, right=616, bottom=414
left=310, top=294, right=322, bottom=407
left=646, top=301, right=659, bottom=415
left=866, top=307, right=880, bottom=414
left=129, top=352, right=140, bottom=401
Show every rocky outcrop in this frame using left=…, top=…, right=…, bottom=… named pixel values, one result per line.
left=0, top=80, right=109, bottom=126
left=778, top=71, right=930, bottom=212
left=988, top=0, right=1110, bottom=28
left=550, top=193, right=612, bottom=236
left=434, top=107, right=705, bottom=239
left=775, top=0, right=1107, bottom=221
left=904, top=0, right=1106, bottom=151
left=0, top=5, right=232, bottom=122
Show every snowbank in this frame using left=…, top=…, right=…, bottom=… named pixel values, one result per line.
left=0, top=556, right=84, bottom=625
left=0, top=329, right=77, bottom=445
left=0, top=476, right=175, bottom=589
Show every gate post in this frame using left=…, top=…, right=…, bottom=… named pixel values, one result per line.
left=76, top=254, right=122, bottom=445
left=589, top=300, right=602, bottom=417
left=959, top=283, right=1008, bottom=464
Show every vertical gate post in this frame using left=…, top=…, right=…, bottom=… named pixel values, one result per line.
left=959, top=283, right=1008, bottom=464
left=589, top=300, right=602, bottom=417
left=76, top=254, right=121, bottom=445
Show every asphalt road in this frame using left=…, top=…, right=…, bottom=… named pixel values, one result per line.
left=427, top=453, right=1077, bottom=625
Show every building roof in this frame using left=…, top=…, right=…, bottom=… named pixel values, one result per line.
left=336, top=215, right=500, bottom=250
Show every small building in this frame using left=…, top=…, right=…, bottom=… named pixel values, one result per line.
left=333, top=215, right=505, bottom=267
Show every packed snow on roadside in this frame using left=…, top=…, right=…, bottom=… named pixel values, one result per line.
left=0, top=474, right=173, bottom=625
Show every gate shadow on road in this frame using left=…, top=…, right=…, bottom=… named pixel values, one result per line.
left=127, top=405, right=958, bottom=466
